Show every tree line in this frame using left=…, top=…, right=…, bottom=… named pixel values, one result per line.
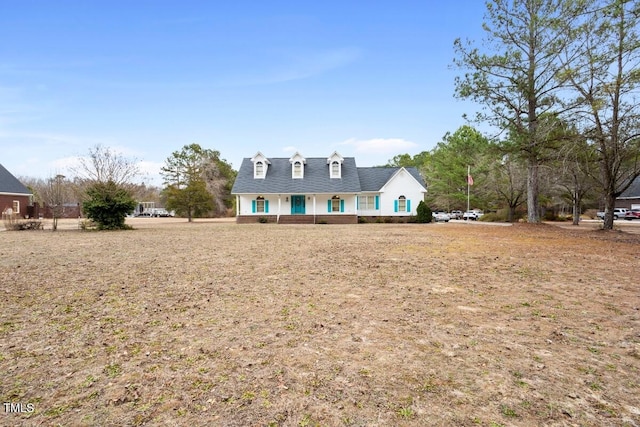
left=388, top=124, right=605, bottom=224
left=22, top=144, right=236, bottom=230
left=451, top=0, right=640, bottom=230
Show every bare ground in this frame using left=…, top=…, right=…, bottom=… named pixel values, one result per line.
left=1, top=219, right=639, bottom=426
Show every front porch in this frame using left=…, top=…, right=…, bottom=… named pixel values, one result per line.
left=235, top=214, right=358, bottom=224
left=235, top=193, right=358, bottom=224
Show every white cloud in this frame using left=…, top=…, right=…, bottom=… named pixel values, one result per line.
left=282, top=146, right=297, bottom=153
left=136, top=160, right=164, bottom=186
left=0, top=130, right=112, bottom=151
left=338, top=137, right=419, bottom=154
left=271, top=47, right=362, bottom=82
left=222, top=47, right=362, bottom=87
left=49, top=156, right=83, bottom=173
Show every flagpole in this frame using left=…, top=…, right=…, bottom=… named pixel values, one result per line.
left=467, top=165, right=470, bottom=213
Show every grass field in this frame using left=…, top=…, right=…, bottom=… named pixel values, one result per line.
left=1, top=219, right=639, bottom=426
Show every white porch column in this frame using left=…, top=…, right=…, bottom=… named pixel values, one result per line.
left=278, top=195, right=281, bottom=221
left=235, top=195, right=239, bottom=216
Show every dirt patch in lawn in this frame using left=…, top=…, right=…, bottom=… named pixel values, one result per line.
left=1, top=220, right=639, bottom=426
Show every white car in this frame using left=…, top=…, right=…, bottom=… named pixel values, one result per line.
left=450, top=210, right=463, bottom=220
left=596, top=208, right=627, bottom=220
left=463, top=210, right=483, bottom=220
left=433, top=212, right=451, bottom=222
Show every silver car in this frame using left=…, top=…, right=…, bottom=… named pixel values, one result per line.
left=434, top=212, right=451, bottom=222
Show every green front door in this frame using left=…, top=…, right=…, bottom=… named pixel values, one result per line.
left=291, top=195, right=306, bottom=214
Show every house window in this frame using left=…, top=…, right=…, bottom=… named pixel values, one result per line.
left=255, top=161, right=264, bottom=177
left=252, top=196, right=268, bottom=213
left=293, top=161, right=302, bottom=178
left=358, top=195, right=376, bottom=210
left=13, top=200, right=20, bottom=214
left=331, top=161, right=340, bottom=178
left=331, top=195, right=341, bottom=212
left=398, top=195, right=406, bottom=212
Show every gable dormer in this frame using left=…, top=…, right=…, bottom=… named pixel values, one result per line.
left=327, top=151, right=344, bottom=179
left=289, top=152, right=306, bottom=179
left=251, top=151, right=270, bottom=179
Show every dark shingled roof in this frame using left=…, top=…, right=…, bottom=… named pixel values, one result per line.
left=357, top=167, right=426, bottom=191
left=231, top=157, right=427, bottom=194
left=620, top=176, right=640, bottom=198
left=231, top=157, right=362, bottom=194
left=0, top=164, right=31, bottom=195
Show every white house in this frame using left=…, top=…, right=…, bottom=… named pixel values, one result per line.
left=231, top=151, right=427, bottom=224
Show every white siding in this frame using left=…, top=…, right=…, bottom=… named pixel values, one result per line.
left=378, top=169, right=426, bottom=216
left=320, top=194, right=357, bottom=214
left=357, top=193, right=380, bottom=215
left=238, top=194, right=359, bottom=215
left=238, top=195, right=280, bottom=215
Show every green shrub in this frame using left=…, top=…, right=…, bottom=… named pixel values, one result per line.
left=416, top=201, right=432, bottom=223
left=82, top=180, right=136, bottom=230
left=258, top=216, right=269, bottom=223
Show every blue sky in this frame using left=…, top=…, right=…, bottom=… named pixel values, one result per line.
left=1, top=1, right=488, bottom=186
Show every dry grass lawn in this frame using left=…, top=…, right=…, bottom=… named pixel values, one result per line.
left=1, top=219, right=639, bottom=426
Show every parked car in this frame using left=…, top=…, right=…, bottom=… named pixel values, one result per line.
left=152, top=208, right=172, bottom=217
left=450, top=210, right=463, bottom=220
left=433, top=212, right=451, bottom=222
left=463, top=210, right=483, bottom=220
left=623, top=208, right=640, bottom=220
left=596, top=208, right=627, bottom=220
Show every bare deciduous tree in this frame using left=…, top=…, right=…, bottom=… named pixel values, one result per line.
left=71, top=145, right=140, bottom=229
left=72, top=145, right=140, bottom=188
left=21, top=174, right=74, bottom=229
left=43, top=174, right=67, bottom=231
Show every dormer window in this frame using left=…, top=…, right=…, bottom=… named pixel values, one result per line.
left=251, top=151, right=270, bottom=179
left=327, top=151, right=344, bottom=179
left=289, top=152, right=306, bottom=179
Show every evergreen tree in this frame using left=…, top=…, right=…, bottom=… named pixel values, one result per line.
left=83, top=180, right=136, bottom=230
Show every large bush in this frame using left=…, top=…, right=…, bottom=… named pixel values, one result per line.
left=416, top=201, right=432, bottom=223
left=82, top=180, right=136, bottom=230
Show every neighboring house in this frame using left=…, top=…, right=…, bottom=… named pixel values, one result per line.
left=617, top=176, right=640, bottom=209
left=231, top=151, right=427, bottom=224
left=0, top=164, right=32, bottom=218
left=41, top=203, right=82, bottom=219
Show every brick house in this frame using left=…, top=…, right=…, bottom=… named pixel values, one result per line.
left=0, top=164, right=32, bottom=218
